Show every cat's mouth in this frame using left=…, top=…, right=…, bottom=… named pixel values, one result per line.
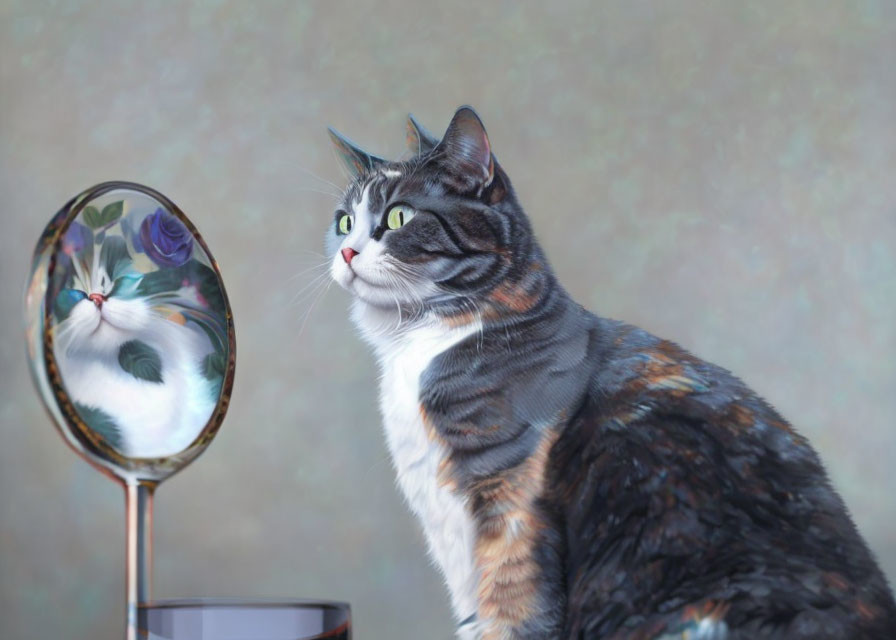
left=346, top=269, right=379, bottom=288
left=332, top=254, right=436, bottom=311
left=345, top=270, right=441, bottom=314
left=89, top=314, right=112, bottom=335
left=338, top=269, right=401, bottom=309
left=88, top=306, right=128, bottom=335
left=334, top=260, right=379, bottom=291
left=345, top=272, right=385, bottom=297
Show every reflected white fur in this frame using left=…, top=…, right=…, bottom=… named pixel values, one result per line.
left=54, top=268, right=216, bottom=458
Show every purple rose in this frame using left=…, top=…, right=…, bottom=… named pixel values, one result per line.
left=139, top=208, right=193, bottom=268
left=61, top=221, right=92, bottom=256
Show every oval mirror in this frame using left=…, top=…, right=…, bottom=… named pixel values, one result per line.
left=25, top=181, right=235, bottom=483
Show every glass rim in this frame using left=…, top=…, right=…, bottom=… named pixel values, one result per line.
left=138, top=598, right=351, bottom=611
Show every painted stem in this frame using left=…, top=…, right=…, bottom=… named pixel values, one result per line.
left=125, top=481, right=154, bottom=640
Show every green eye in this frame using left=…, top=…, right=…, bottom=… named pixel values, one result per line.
left=337, top=214, right=353, bottom=235
left=387, top=205, right=416, bottom=230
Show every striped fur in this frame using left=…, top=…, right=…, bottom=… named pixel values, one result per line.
left=325, top=107, right=896, bottom=639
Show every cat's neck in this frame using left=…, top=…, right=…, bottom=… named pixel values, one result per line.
left=351, top=263, right=569, bottom=363
left=350, top=300, right=461, bottom=360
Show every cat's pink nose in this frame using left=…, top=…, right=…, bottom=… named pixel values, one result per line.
left=88, top=293, right=105, bottom=308
left=341, top=247, right=358, bottom=264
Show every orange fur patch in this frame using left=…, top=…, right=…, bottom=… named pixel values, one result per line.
left=419, top=405, right=459, bottom=492
left=473, top=428, right=559, bottom=637
left=488, top=277, right=542, bottom=313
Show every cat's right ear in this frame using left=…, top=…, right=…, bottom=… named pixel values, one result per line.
left=433, top=106, right=495, bottom=194
left=327, top=127, right=386, bottom=178
left=405, top=114, right=440, bottom=155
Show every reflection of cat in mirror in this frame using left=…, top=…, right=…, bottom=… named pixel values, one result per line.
left=53, top=234, right=216, bottom=458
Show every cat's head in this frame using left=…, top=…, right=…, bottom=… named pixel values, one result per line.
left=326, top=107, right=538, bottom=321
left=53, top=235, right=152, bottom=358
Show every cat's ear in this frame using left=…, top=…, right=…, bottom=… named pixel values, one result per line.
left=327, top=127, right=386, bottom=178
left=405, top=114, right=440, bottom=155
left=434, top=106, right=495, bottom=193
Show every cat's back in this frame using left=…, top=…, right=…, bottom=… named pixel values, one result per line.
left=548, top=318, right=896, bottom=639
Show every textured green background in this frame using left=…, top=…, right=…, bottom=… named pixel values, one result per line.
left=1, top=2, right=894, bottom=638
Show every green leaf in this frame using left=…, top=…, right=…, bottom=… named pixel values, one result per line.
left=191, top=261, right=225, bottom=311
left=100, top=235, right=132, bottom=278
left=136, top=265, right=186, bottom=297
left=74, top=403, right=123, bottom=450
left=202, top=351, right=226, bottom=381
left=82, top=206, right=103, bottom=229
left=101, top=201, right=124, bottom=225
left=192, top=315, right=227, bottom=353
left=118, top=340, right=164, bottom=383
left=81, top=201, right=124, bottom=229
left=135, top=258, right=225, bottom=312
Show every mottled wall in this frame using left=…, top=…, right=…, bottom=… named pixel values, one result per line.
left=1, top=1, right=894, bottom=638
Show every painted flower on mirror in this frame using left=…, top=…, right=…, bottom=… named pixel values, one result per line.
left=120, top=214, right=144, bottom=253
left=140, top=208, right=193, bottom=268
left=61, top=221, right=92, bottom=256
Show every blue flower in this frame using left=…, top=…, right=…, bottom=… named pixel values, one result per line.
left=139, top=208, right=193, bottom=268
left=54, top=288, right=87, bottom=320
left=61, top=222, right=92, bottom=256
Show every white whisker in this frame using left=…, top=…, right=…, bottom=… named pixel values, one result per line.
left=286, top=261, right=330, bottom=283
left=287, top=270, right=332, bottom=308
left=293, top=186, right=344, bottom=201
left=297, top=277, right=332, bottom=337
left=294, top=164, right=347, bottom=196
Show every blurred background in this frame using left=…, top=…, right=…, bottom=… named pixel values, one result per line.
left=1, top=1, right=894, bottom=638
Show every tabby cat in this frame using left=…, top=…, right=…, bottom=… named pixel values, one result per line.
left=324, top=107, right=896, bottom=639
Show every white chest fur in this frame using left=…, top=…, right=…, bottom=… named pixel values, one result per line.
left=56, top=320, right=215, bottom=459
left=60, top=352, right=213, bottom=457
left=354, top=304, right=481, bottom=633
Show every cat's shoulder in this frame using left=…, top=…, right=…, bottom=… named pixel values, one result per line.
left=564, top=317, right=829, bottom=517
left=587, top=317, right=813, bottom=461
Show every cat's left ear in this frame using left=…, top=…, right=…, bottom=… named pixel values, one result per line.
left=434, top=106, right=495, bottom=193
left=405, top=113, right=440, bottom=155
left=327, top=127, right=386, bottom=178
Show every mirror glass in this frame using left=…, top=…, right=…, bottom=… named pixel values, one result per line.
left=25, top=182, right=234, bottom=481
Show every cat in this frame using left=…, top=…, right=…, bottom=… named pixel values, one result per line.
left=324, top=107, right=896, bottom=639
left=52, top=231, right=218, bottom=459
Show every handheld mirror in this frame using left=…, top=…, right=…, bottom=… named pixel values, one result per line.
left=24, top=182, right=235, bottom=639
